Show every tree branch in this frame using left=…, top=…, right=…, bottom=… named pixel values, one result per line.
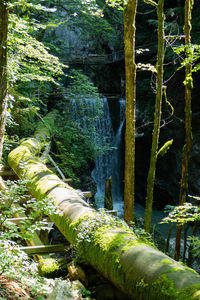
left=143, top=0, right=158, bottom=7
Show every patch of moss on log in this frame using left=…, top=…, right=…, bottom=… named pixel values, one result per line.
left=134, top=275, right=200, bottom=300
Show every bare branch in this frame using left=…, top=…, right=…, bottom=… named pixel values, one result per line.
left=143, top=0, right=158, bottom=8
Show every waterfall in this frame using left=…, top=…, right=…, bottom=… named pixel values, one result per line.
left=69, top=97, right=102, bottom=137
left=69, top=96, right=172, bottom=237
left=69, top=96, right=116, bottom=208
left=91, top=98, right=115, bottom=208
left=91, top=98, right=125, bottom=213
left=111, top=99, right=125, bottom=214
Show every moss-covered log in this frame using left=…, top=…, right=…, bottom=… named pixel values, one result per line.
left=8, top=114, right=200, bottom=299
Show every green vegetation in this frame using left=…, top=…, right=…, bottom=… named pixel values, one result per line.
left=7, top=122, right=200, bottom=299
left=0, top=179, right=60, bottom=299
left=0, top=241, right=53, bottom=299
left=0, top=179, right=60, bottom=241
left=52, top=121, right=95, bottom=185
left=1, top=0, right=200, bottom=298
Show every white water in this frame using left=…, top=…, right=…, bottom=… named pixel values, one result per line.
left=91, top=98, right=115, bottom=207
left=92, top=98, right=125, bottom=209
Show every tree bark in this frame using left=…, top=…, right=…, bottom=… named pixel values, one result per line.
left=144, top=0, right=165, bottom=233
left=8, top=112, right=200, bottom=299
left=0, top=1, right=8, bottom=161
left=123, top=0, right=138, bottom=225
left=104, top=177, right=113, bottom=210
left=174, top=0, right=194, bottom=261
left=187, top=222, right=198, bottom=267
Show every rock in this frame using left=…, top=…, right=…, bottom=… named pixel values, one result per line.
left=38, top=258, right=60, bottom=278
left=71, top=280, right=92, bottom=299
left=71, top=280, right=85, bottom=290
left=67, top=261, right=88, bottom=286
left=47, top=280, right=74, bottom=300
left=38, top=258, right=70, bottom=278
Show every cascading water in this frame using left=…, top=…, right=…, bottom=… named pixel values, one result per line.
left=111, top=99, right=125, bottom=214
left=69, top=96, right=117, bottom=207
left=91, top=98, right=115, bottom=208
left=69, top=96, right=170, bottom=235
left=91, top=98, right=126, bottom=215
left=88, top=98, right=173, bottom=238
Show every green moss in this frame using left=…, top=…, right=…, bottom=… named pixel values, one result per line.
left=183, top=266, right=198, bottom=275
left=164, top=267, right=186, bottom=274
left=38, top=258, right=60, bottom=278
left=178, top=262, right=198, bottom=274
left=161, top=258, right=174, bottom=265
left=94, top=226, right=134, bottom=254
left=134, top=274, right=200, bottom=300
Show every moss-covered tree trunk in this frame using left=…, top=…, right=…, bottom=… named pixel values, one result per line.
left=144, top=0, right=164, bottom=233
left=0, top=2, right=8, bottom=160
left=123, top=0, right=138, bottom=225
left=174, top=0, right=194, bottom=261
left=7, top=112, right=200, bottom=299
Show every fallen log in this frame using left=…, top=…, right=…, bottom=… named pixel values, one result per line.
left=8, top=113, right=200, bottom=299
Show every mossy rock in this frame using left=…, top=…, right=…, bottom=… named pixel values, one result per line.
left=38, top=258, right=69, bottom=278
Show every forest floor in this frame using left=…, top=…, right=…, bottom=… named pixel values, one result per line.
left=0, top=275, right=33, bottom=299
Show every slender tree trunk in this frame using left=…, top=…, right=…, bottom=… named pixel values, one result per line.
left=104, top=177, right=113, bottom=210
left=165, top=223, right=174, bottom=254
left=144, top=0, right=165, bottom=232
left=183, top=223, right=189, bottom=262
left=174, top=0, right=194, bottom=261
left=123, top=0, right=138, bottom=225
left=0, top=2, right=8, bottom=161
left=187, top=222, right=198, bottom=267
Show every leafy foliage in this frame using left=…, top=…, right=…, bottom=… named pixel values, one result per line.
left=48, top=70, right=110, bottom=187
left=0, top=179, right=60, bottom=241
left=0, top=240, right=53, bottom=298
left=0, top=178, right=61, bottom=298
left=52, top=121, right=95, bottom=185
left=8, top=13, right=66, bottom=86
left=161, top=203, right=200, bottom=225
left=187, top=236, right=200, bottom=260
left=173, top=44, right=200, bottom=84
left=64, top=70, right=101, bottom=101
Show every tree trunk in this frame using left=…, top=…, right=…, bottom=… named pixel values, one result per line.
left=104, top=177, right=113, bottom=210
left=0, top=2, right=8, bottom=161
left=174, top=0, right=194, bottom=261
left=187, top=222, right=198, bottom=267
left=123, top=0, right=138, bottom=225
left=165, top=223, right=174, bottom=254
left=144, top=0, right=165, bottom=233
left=7, top=112, right=200, bottom=299
left=183, top=223, right=189, bottom=262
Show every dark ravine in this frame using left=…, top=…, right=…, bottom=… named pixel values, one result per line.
left=7, top=112, right=200, bottom=300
